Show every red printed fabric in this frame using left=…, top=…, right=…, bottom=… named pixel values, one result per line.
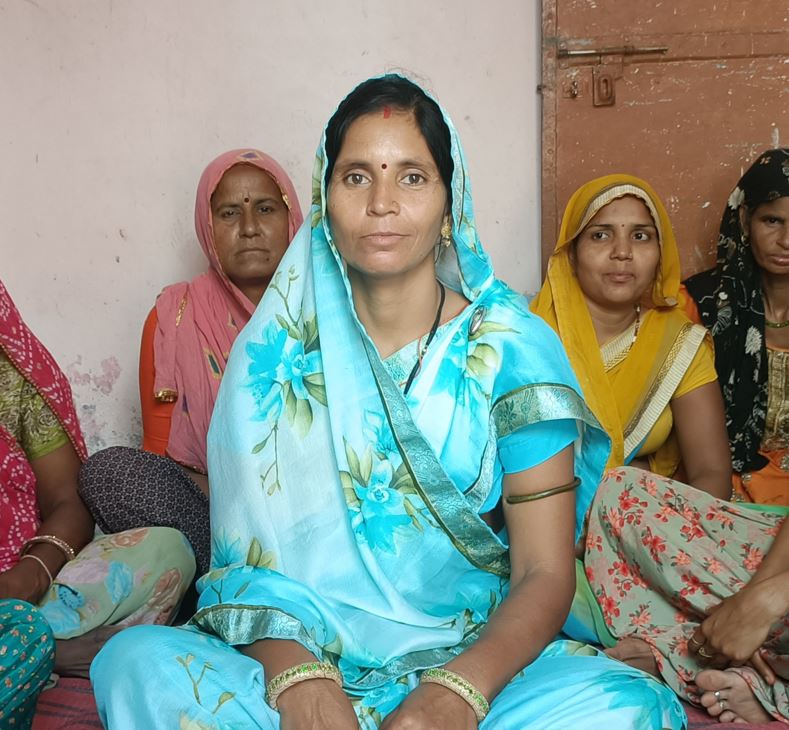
left=585, top=467, right=789, bottom=721
left=0, top=280, right=87, bottom=570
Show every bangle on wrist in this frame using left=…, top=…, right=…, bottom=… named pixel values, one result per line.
left=19, top=554, right=54, bottom=589
left=420, top=667, right=490, bottom=722
left=21, top=534, right=76, bottom=563
left=265, top=661, right=343, bottom=711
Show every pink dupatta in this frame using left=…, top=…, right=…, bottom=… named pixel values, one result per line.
left=0, top=280, right=87, bottom=571
left=152, top=149, right=303, bottom=473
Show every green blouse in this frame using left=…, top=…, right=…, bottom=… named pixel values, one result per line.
left=0, top=351, right=68, bottom=461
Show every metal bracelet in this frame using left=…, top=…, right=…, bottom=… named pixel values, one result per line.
left=19, top=554, right=54, bottom=588
left=420, top=667, right=490, bottom=722
left=21, top=534, right=76, bottom=562
left=265, top=661, right=343, bottom=711
left=505, top=476, right=581, bottom=504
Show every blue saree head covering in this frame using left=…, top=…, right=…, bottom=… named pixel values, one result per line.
left=197, top=74, right=611, bottom=692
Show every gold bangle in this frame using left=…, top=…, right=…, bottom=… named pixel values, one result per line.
left=22, top=535, right=76, bottom=562
left=19, top=554, right=54, bottom=588
left=154, top=389, right=178, bottom=403
left=265, top=661, right=343, bottom=711
left=420, top=668, right=489, bottom=722
left=506, top=476, right=581, bottom=504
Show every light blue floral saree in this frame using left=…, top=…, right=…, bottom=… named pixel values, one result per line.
left=92, top=76, right=685, bottom=729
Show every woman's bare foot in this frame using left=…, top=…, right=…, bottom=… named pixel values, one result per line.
left=696, top=669, right=772, bottom=724
left=605, top=637, right=660, bottom=677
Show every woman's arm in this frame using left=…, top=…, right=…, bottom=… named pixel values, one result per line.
left=671, top=382, right=732, bottom=499
left=140, top=307, right=209, bottom=496
left=238, top=639, right=358, bottom=729
left=382, top=445, right=576, bottom=729
left=443, top=444, right=576, bottom=697
left=678, top=284, right=703, bottom=325
left=0, top=441, right=94, bottom=603
left=139, top=307, right=174, bottom=456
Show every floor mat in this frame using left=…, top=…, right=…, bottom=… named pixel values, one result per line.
left=32, top=678, right=102, bottom=729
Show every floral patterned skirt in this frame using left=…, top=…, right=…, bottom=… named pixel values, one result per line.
left=0, top=599, right=54, bottom=728
left=38, top=526, right=196, bottom=638
left=92, top=627, right=685, bottom=729
left=584, top=466, right=789, bottom=721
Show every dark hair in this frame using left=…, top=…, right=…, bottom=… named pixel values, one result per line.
left=324, top=75, right=454, bottom=205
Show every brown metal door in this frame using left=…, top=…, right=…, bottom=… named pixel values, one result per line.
left=541, top=0, right=789, bottom=277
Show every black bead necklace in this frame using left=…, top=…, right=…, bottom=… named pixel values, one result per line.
left=402, top=282, right=446, bottom=395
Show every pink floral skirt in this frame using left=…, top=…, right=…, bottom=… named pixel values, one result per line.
left=584, top=467, right=789, bottom=721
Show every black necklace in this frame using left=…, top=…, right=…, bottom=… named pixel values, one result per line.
left=402, top=282, right=446, bottom=395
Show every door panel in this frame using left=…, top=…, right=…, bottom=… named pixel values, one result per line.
left=541, top=0, right=789, bottom=277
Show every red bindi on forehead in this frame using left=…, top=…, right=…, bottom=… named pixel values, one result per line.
left=381, top=163, right=388, bottom=169
left=382, top=106, right=391, bottom=119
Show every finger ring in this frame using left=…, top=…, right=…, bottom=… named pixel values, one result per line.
left=714, top=690, right=721, bottom=700
left=719, top=698, right=727, bottom=711
left=689, top=635, right=704, bottom=648
left=698, top=647, right=713, bottom=658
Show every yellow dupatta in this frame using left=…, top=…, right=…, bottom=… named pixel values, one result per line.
left=531, top=174, right=708, bottom=475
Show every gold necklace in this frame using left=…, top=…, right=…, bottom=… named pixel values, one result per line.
left=765, top=318, right=789, bottom=329
left=631, top=303, right=641, bottom=343
left=600, top=305, right=641, bottom=372
left=763, top=294, right=789, bottom=328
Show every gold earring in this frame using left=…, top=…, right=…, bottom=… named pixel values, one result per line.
left=440, top=219, right=452, bottom=248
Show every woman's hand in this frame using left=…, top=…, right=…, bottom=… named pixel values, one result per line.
left=379, top=683, right=477, bottom=730
left=240, top=638, right=357, bottom=728
left=690, top=575, right=789, bottom=682
left=276, top=679, right=359, bottom=729
left=0, top=560, right=50, bottom=604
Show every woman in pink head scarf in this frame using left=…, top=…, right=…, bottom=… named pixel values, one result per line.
left=79, top=150, right=303, bottom=577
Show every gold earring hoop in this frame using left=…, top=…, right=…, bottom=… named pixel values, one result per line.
left=440, top=219, right=452, bottom=248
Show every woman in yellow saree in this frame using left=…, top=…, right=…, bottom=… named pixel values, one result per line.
left=533, top=175, right=789, bottom=724
left=531, top=174, right=731, bottom=497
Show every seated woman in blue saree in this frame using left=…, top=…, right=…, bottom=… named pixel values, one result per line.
left=91, top=75, right=685, bottom=729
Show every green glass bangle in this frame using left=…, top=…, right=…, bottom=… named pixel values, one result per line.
left=505, top=476, right=581, bottom=504
left=420, top=667, right=490, bottom=721
left=265, top=661, right=342, bottom=711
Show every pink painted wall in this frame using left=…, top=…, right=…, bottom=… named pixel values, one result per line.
left=1, top=0, right=541, bottom=450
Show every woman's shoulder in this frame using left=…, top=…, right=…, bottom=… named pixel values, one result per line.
left=676, top=284, right=702, bottom=324
left=155, top=280, right=190, bottom=309
left=155, top=270, right=224, bottom=316
left=153, top=279, right=199, bottom=332
left=478, top=280, right=579, bottom=390
left=645, top=304, right=709, bottom=344
left=483, top=280, right=566, bottom=348
left=683, top=265, right=717, bottom=287
left=682, top=266, right=718, bottom=303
